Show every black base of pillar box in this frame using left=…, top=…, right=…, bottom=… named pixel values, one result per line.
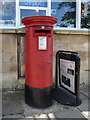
left=25, top=84, right=53, bottom=108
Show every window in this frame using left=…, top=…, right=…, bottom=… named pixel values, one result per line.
left=0, top=0, right=89, bottom=30
left=51, top=1, right=76, bottom=28
left=18, top=0, right=48, bottom=27
left=81, top=1, right=90, bottom=28
left=20, top=9, right=46, bottom=25
left=20, top=9, right=46, bottom=19
left=0, top=0, right=16, bottom=27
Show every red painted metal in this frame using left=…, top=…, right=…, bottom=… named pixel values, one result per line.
left=22, top=16, right=57, bottom=88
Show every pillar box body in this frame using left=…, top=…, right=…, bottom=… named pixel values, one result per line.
left=22, top=16, right=57, bottom=108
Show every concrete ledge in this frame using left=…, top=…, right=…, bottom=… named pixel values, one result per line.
left=0, top=28, right=90, bottom=35
left=53, top=30, right=90, bottom=35
left=0, top=29, right=17, bottom=34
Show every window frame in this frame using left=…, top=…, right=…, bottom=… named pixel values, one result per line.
left=17, top=0, right=50, bottom=28
left=0, top=0, right=89, bottom=31
left=20, top=7, right=48, bottom=26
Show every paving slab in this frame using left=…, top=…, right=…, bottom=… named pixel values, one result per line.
left=80, top=84, right=89, bottom=98
left=2, top=91, right=24, bottom=117
left=78, top=93, right=88, bottom=110
left=2, top=84, right=89, bottom=119
left=2, top=114, right=24, bottom=119
left=2, top=118, right=50, bottom=120
left=77, top=92, right=89, bottom=119
left=54, top=107, right=87, bottom=118
left=0, top=100, right=2, bottom=118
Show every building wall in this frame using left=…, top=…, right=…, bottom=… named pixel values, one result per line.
left=1, top=29, right=89, bottom=90
left=0, top=31, right=2, bottom=91
left=2, top=31, right=18, bottom=90
left=53, top=30, right=89, bottom=85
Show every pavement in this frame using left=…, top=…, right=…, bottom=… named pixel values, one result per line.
left=1, top=84, right=90, bottom=120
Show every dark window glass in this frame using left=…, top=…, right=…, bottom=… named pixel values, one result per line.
left=51, top=2, right=76, bottom=28
left=20, top=9, right=46, bottom=25
left=0, top=1, right=16, bottom=27
left=81, top=1, right=90, bottom=29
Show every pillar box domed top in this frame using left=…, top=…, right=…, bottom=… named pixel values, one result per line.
left=21, top=16, right=57, bottom=26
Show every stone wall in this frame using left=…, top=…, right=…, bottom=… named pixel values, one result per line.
left=1, top=29, right=89, bottom=90
left=53, top=30, right=89, bottom=85
left=2, top=31, right=18, bottom=90
left=0, top=31, right=2, bottom=91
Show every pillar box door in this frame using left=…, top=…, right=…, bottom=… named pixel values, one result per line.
left=22, top=16, right=57, bottom=108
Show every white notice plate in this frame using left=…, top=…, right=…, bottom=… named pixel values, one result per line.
left=38, top=36, right=47, bottom=50
left=60, top=59, right=75, bottom=93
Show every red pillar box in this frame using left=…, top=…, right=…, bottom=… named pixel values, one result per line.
left=22, top=16, right=57, bottom=108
